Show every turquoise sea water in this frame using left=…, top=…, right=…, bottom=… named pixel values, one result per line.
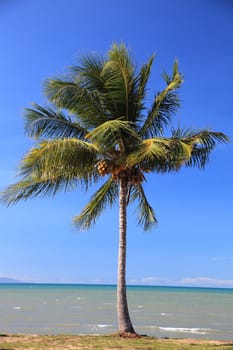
left=0, top=284, right=233, bottom=340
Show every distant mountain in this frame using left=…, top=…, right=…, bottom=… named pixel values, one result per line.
left=0, top=277, right=24, bottom=284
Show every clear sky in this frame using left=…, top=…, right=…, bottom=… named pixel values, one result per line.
left=0, top=0, right=232, bottom=287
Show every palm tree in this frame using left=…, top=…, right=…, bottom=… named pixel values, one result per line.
left=1, top=44, right=228, bottom=335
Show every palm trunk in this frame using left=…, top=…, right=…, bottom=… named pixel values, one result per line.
left=117, top=177, right=135, bottom=334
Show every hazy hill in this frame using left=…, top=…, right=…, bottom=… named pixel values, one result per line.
left=0, top=277, right=23, bottom=283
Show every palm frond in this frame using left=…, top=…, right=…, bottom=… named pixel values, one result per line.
left=72, top=54, right=105, bottom=90
left=73, top=178, right=118, bottom=229
left=182, top=130, right=230, bottom=168
left=100, top=44, right=135, bottom=120
left=140, top=60, right=183, bottom=137
left=130, top=183, right=157, bottom=230
left=126, top=138, right=169, bottom=167
left=144, top=91, right=180, bottom=137
left=1, top=176, right=80, bottom=206
left=1, top=138, right=103, bottom=206
left=136, top=55, right=155, bottom=104
left=165, top=128, right=229, bottom=170
left=45, top=79, right=80, bottom=109
left=25, top=104, right=87, bottom=139
left=19, top=138, right=100, bottom=189
left=128, top=55, right=155, bottom=126
left=86, top=119, right=140, bottom=152
left=108, top=43, right=134, bottom=76
left=162, top=59, right=179, bottom=84
left=45, top=79, right=108, bottom=128
left=126, top=135, right=199, bottom=172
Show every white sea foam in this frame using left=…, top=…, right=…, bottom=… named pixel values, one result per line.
left=160, top=313, right=168, bottom=316
left=97, top=324, right=112, bottom=328
left=132, top=309, right=143, bottom=313
left=159, top=327, right=210, bottom=335
left=13, top=306, right=21, bottom=310
left=137, top=305, right=144, bottom=308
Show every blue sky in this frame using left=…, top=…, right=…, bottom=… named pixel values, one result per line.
left=0, top=0, right=232, bottom=287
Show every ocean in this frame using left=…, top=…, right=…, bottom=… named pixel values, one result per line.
left=0, top=284, right=232, bottom=340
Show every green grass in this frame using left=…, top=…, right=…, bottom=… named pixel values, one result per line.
left=0, top=335, right=233, bottom=350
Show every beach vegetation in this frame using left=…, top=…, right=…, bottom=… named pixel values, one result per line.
left=0, top=334, right=232, bottom=349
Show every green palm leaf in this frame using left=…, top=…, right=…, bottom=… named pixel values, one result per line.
left=130, top=183, right=157, bottom=230
left=136, top=55, right=155, bottom=105
left=140, top=61, right=183, bottom=137
left=72, top=54, right=105, bottom=90
left=2, top=139, right=101, bottom=206
left=73, top=178, right=118, bottom=229
left=1, top=176, right=79, bottom=205
left=45, top=79, right=108, bottom=128
left=126, top=138, right=169, bottom=167
left=101, top=44, right=135, bottom=120
left=130, top=55, right=155, bottom=126
left=21, top=138, right=99, bottom=178
left=86, top=119, right=140, bottom=152
left=25, top=104, right=87, bottom=139
left=183, top=130, right=229, bottom=168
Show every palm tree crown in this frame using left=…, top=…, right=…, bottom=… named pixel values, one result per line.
left=2, top=44, right=228, bottom=226
left=1, top=43, right=229, bottom=334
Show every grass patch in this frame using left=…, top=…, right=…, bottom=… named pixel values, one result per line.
left=0, top=334, right=233, bottom=350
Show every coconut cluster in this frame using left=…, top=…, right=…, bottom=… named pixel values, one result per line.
left=112, top=166, right=144, bottom=185
left=97, top=161, right=144, bottom=185
left=97, top=160, right=112, bottom=176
